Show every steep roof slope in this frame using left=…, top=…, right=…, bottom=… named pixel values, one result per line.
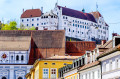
left=21, top=9, right=42, bottom=18
left=66, top=41, right=96, bottom=56
left=57, top=6, right=96, bottom=23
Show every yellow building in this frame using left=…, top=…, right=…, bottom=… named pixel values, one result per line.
left=58, top=56, right=85, bottom=79
left=26, top=56, right=80, bottom=79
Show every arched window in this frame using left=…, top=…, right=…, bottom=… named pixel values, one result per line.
left=2, top=77, right=7, bottom=79
left=18, top=77, right=23, bottom=79
left=16, top=55, right=19, bottom=61
left=11, top=56, right=13, bottom=60
left=21, top=55, right=24, bottom=61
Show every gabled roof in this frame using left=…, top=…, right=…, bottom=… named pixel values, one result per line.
left=90, top=11, right=102, bottom=19
left=79, top=61, right=100, bottom=71
left=98, top=40, right=113, bottom=49
left=21, top=9, right=42, bottom=18
left=57, top=6, right=96, bottom=23
left=97, top=44, right=120, bottom=59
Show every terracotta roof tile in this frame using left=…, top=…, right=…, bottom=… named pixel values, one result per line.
left=79, top=61, right=100, bottom=70
left=46, top=56, right=81, bottom=60
left=21, top=9, right=42, bottom=18
left=98, top=44, right=120, bottom=58
left=99, top=40, right=113, bottom=49
left=90, top=11, right=102, bottom=19
left=66, top=41, right=96, bottom=56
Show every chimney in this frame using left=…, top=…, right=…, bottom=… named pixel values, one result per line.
left=90, top=51, right=92, bottom=63
left=101, top=40, right=106, bottom=45
left=112, top=33, right=118, bottom=37
left=41, top=7, right=43, bottom=14
left=23, top=9, right=24, bottom=13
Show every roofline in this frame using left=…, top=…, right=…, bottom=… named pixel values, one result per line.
left=97, top=45, right=120, bottom=59
left=78, top=62, right=100, bottom=72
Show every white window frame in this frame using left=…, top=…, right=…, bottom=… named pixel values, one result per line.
left=103, top=62, right=106, bottom=72
left=50, top=68, right=57, bottom=79
left=43, top=68, right=49, bottom=79
left=109, top=60, right=112, bottom=71
left=115, top=58, right=119, bottom=69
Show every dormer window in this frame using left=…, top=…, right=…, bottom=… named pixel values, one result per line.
left=51, top=16, right=53, bottom=18
left=113, top=36, right=120, bottom=47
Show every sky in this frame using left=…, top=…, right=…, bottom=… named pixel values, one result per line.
left=0, top=0, right=120, bottom=39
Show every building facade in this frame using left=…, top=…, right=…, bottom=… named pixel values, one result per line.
left=0, top=35, right=32, bottom=79
left=0, top=30, right=66, bottom=79
left=59, top=44, right=102, bottom=79
left=20, top=4, right=109, bottom=42
left=98, top=36, right=120, bottom=79
left=25, top=56, right=80, bottom=79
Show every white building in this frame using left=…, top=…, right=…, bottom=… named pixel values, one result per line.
left=78, top=50, right=101, bottom=79
left=0, top=35, right=32, bottom=79
left=21, top=4, right=109, bottom=42
left=20, top=8, right=42, bottom=29
left=98, top=36, right=120, bottom=79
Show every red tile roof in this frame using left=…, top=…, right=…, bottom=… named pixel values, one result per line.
left=90, top=11, right=102, bottom=19
left=79, top=61, right=100, bottom=71
left=21, top=9, right=42, bottom=18
left=66, top=41, right=96, bottom=56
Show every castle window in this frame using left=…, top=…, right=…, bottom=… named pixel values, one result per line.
left=51, top=16, right=53, bottom=18
left=69, top=29, right=70, bottom=32
left=16, top=55, right=19, bottom=61
left=21, top=55, right=24, bottom=61
left=37, top=18, right=39, bottom=21
left=27, top=24, right=28, bottom=26
left=32, top=24, right=34, bottom=26
left=73, top=24, right=74, bottom=26
left=37, top=23, right=39, bottom=26
left=66, top=17, right=67, bottom=19
left=27, top=19, right=29, bottom=21
left=32, top=19, right=34, bottom=21
left=22, top=19, right=24, bottom=22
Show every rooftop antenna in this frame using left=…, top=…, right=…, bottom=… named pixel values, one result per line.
left=57, top=0, right=58, bottom=5
left=96, top=2, right=98, bottom=11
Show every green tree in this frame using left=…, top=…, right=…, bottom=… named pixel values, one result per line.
left=1, top=21, right=17, bottom=30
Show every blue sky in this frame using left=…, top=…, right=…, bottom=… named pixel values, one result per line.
left=0, top=0, right=120, bottom=39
